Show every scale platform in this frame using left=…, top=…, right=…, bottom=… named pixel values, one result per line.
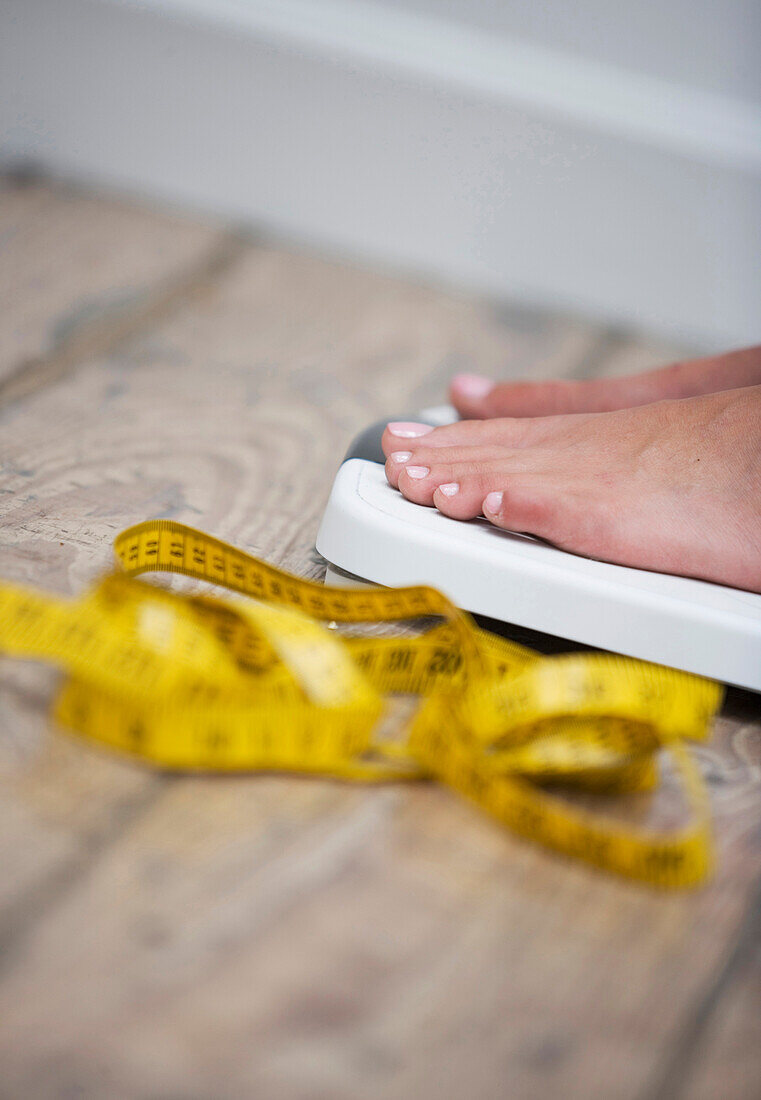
left=316, top=407, right=761, bottom=692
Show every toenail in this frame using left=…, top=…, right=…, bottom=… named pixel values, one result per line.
left=389, top=451, right=412, bottom=463
left=387, top=422, right=434, bottom=438
left=405, top=466, right=429, bottom=479
left=452, top=373, right=492, bottom=399
left=483, top=491, right=503, bottom=515
left=438, top=482, right=459, bottom=497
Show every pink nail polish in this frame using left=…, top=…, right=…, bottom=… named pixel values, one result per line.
left=387, top=422, right=434, bottom=439
left=405, top=466, right=429, bottom=480
left=389, top=451, right=412, bottom=463
left=484, top=491, right=503, bottom=514
left=452, top=373, right=492, bottom=399
left=438, top=483, right=459, bottom=497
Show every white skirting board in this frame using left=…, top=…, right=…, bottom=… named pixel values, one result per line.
left=2, top=0, right=760, bottom=347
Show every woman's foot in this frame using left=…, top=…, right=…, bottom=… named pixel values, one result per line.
left=449, top=345, right=761, bottom=420
left=383, top=386, right=761, bottom=592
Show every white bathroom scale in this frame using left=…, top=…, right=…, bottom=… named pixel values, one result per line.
left=316, top=407, right=761, bottom=692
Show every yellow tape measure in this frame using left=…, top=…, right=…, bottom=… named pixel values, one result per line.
left=0, top=520, right=723, bottom=888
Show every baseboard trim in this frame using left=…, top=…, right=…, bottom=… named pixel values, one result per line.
left=115, top=0, right=761, bottom=173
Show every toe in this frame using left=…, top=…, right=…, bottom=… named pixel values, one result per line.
left=479, top=479, right=650, bottom=566
left=448, top=374, right=495, bottom=418
left=430, top=459, right=523, bottom=520
left=396, top=462, right=446, bottom=505
left=382, top=422, right=434, bottom=457
left=383, top=416, right=549, bottom=458
left=450, top=376, right=589, bottom=419
left=385, top=449, right=413, bottom=488
left=431, top=478, right=486, bottom=520
left=480, top=478, right=558, bottom=536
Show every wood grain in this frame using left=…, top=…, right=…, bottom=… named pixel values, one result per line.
left=678, top=882, right=761, bottom=1100
left=0, top=177, right=232, bottom=398
left=0, top=180, right=759, bottom=1100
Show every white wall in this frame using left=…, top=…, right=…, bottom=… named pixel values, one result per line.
left=379, top=0, right=761, bottom=104
left=2, top=0, right=759, bottom=347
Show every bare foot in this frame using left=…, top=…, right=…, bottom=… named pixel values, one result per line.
left=449, top=344, right=761, bottom=420
left=383, top=386, right=761, bottom=592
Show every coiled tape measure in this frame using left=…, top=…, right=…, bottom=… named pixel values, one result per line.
left=0, top=520, right=723, bottom=888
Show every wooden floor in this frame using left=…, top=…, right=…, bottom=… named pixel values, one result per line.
left=1, top=177, right=760, bottom=1100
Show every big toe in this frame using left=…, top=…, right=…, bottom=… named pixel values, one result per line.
left=450, top=374, right=586, bottom=419
left=447, top=374, right=496, bottom=418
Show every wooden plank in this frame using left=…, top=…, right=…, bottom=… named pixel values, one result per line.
left=0, top=713, right=759, bottom=1100
left=0, top=176, right=235, bottom=962
left=641, top=690, right=761, bottom=1100
left=0, top=177, right=226, bottom=391
left=675, top=884, right=761, bottom=1100
left=1, top=187, right=759, bottom=1100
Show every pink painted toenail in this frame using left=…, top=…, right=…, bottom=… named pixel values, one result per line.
left=483, top=491, right=503, bottom=514
left=389, top=451, right=412, bottom=463
left=438, top=483, right=459, bottom=497
left=405, top=466, right=429, bottom=479
left=387, top=422, right=434, bottom=438
left=452, top=373, right=492, bottom=399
